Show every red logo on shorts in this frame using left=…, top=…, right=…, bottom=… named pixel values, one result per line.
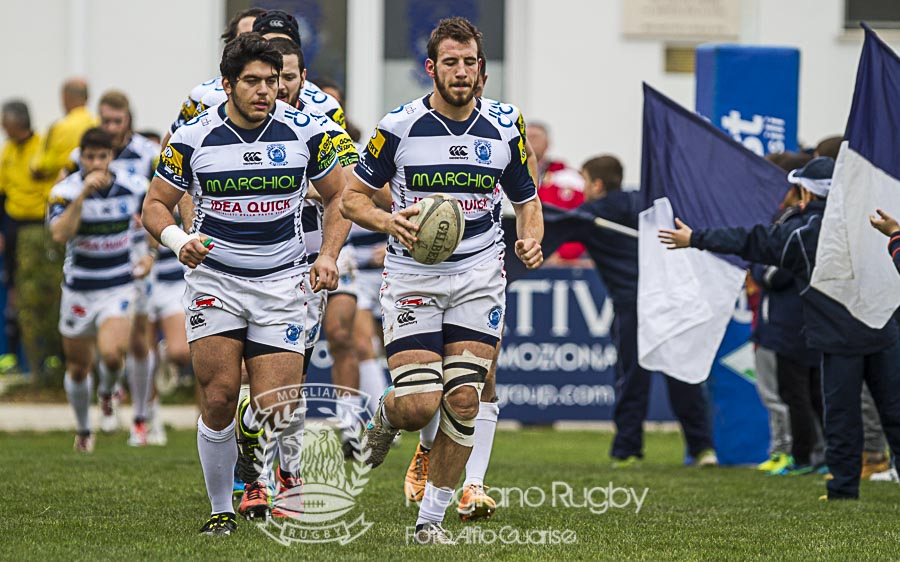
left=395, top=295, right=432, bottom=309
left=189, top=295, right=222, bottom=311
left=71, top=305, right=87, bottom=317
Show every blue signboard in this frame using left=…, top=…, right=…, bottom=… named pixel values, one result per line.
left=305, top=267, right=676, bottom=424
left=696, top=44, right=800, bottom=156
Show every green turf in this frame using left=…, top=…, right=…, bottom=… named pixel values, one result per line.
left=2, top=428, right=898, bottom=561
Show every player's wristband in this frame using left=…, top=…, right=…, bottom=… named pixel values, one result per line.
left=160, top=224, right=198, bottom=258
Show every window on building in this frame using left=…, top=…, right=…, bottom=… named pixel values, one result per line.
left=845, top=0, right=900, bottom=30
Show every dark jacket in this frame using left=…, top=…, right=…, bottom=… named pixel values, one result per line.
left=889, top=231, right=900, bottom=274
left=691, top=200, right=898, bottom=355
left=542, top=190, right=640, bottom=308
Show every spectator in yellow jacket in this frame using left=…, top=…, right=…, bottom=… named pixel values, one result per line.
left=30, top=78, right=97, bottom=181
left=0, top=100, right=56, bottom=369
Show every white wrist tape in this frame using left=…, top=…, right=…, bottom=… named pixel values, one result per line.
left=160, top=224, right=198, bottom=257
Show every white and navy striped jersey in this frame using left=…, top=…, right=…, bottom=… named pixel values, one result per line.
left=296, top=100, right=358, bottom=265
left=68, top=134, right=160, bottom=181
left=170, top=77, right=221, bottom=134
left=347, top=223, right=388, bottom=270
left=354, top=95, right=535, bottom=275
left=156, top=100, right=338, bottom=280
left=155, top=208, right=187, bottom=282
left=47, top=172, right=147, bottom=291
left=189, top=77, right=346, bottom=131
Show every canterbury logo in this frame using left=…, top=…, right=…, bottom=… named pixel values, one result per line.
left=448, top=145, right=468, bottom=157
left=243, top=151, right=262, bottom=163
left=189, top=313, right=205, bottom=327
left=397, top=311, right=416, bottom=325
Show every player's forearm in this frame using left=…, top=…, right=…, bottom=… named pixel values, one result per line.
left=319, top=195, right=352, bottom=260
left=515, top=197, right=544, bottom=242
left=176, top=193, right=195, bottom=234
left=341, top=188, right=391, bottom=233
left=50, top=204, right=84, bottom=244
left=141, top=197, right=178, bottom=242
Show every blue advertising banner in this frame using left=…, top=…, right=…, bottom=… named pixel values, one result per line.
left=696, top=44, right=800, bottom=156
left=305, top=267, right=677, bottom=424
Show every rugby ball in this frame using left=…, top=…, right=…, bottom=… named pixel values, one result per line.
left=408, top=194, right=465, bottom=265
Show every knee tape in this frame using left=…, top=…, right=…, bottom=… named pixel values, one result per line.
left=390, top=361, right=443, bottom=397
left=439, top=352, right=493, bottom=446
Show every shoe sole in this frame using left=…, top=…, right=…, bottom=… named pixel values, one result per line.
left=238, top=504, right=270, bottom=520
left=458, top=500, right=496, bottom=521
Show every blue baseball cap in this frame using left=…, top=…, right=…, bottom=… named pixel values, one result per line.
left=788, top=156, right=834, bottom=197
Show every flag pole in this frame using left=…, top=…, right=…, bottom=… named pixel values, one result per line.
left=593, top=217, right=639, bottom=238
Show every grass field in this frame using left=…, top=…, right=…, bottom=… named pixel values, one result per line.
left=2, top=428, right=899, bottom=561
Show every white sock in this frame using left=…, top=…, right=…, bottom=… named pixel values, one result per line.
left=64, top=373, right=92, bottom=434
left=197, top=417, right=237, bottom=515
left=464, top=402, right=500, bottom=487
left=147, top=396, right=160, bottom=424
left=416, top=482, right=454, bottom=526
left=276, top=397, right=306, bottom=475
left=126, top=353, right=152, bottom=422
left=97, top=362, right=120, bottom=396
left=358, top=359, right=389, bottom=416
left=419, top=410, right=440, bottom=450
left=337, top=394, right=364, bottom=440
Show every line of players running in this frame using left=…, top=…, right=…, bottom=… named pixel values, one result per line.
left=59, top=8, right=511, bottom=523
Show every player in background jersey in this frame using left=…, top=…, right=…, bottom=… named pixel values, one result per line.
left=341, top=18, right=543, bottom=544
left=233, top=36, right=362, bottom=520
left=143, top=35, right=349, bottom=536
left=402, top=50, right=540, bottom=521
left=48, top=128, right=148, bottom=453
left=64, top=91, right=162, bottom=442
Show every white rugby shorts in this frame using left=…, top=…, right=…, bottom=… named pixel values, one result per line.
left=380, top=256, right=506, bottom=357
left=183, top=266, right=308, bottom=353
left=355, top=269, right=383, bottom=314
left=149, top=279, right=187, bottom=322
left=58, top=284, right=134, bottom=339
left=302, top=273, right=328, bottom=350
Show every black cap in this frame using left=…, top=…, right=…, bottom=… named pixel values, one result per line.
left=252, top=10, right=301, bottom=47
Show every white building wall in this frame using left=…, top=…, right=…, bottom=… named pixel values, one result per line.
left=0, top=0, right=223, bottom=137
left=0, top=0, right=897, bottom=186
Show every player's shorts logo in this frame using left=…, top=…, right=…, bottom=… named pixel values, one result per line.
left=395, top=295, right=433, bottom=309
left=189, top=313, right=206, bottom=329
left=267, top=143, right=288, bottom=166
left=188, top=294, right=222, bottom=311
left=488, top=305, right=503, bottom=329
left=474, top=139, right=492, bottom=164
left=284, top=323, right=303, bottom=345
left=397, top=311, right=417, bottom=326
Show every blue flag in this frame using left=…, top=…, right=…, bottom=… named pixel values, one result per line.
left=637, top=84, right=791, bottom=383
left=640, top=83, right=791, bottom=267
left=811, top=24, right=900, bottom=329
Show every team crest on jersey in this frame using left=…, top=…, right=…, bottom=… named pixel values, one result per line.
left=267, top=144, right=288, bottom=166
left=474, top=139, right=492, bottom=165
left=487, top=305, right=503, bottom=329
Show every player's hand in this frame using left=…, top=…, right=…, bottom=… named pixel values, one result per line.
left=179, top=235, right=213, bottom=269
left=82, top=170, right=111, bottom=194
left=310, top=255, right=339, bottom=292
left=132, top=254, right=154, bottom=279
left=387, top=207, right=419, bottom=251
left=515, top=238, right=543, bottom=269
left=869, top=209, right=900, bottom=237
left=658, top=218, right=692, bottom=249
